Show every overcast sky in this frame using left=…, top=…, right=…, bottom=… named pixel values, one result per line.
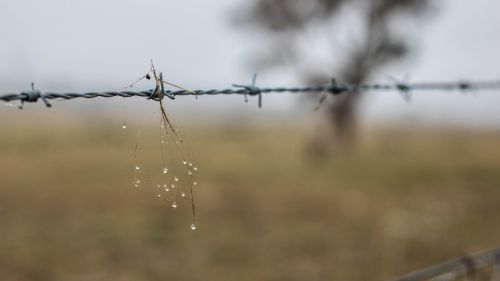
left=0, top=0, right=499, bottom=127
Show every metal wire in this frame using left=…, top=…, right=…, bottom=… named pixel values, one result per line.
left=392, top=248, right=500, bottom=281
left=1, top=79, right=500, bottom=107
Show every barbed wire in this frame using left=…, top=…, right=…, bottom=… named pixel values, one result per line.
left=392, top=247, right=500, bottom=281
left=1, top=78, right=500, bottom=109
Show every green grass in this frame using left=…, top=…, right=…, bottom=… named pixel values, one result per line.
left=0, top=120, right=500, bottom=281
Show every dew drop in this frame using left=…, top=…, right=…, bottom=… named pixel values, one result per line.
left=164, top=187, right=170, bottom=192
left=193, top=167, right=198, bottom=171
left=157, top=184, right=161, bottom=188
left=181, top=192, right=186, bottom=197
left=193, top=181, right=198, bottom=186
left=135, top=165, right=140, bottom=170
left=122, top=124, right=127, bottom=129
left=190, top=223, right=197, bottom=231
left=174, top=177, right=179, bottom=182
left=162, top=167, right=168, bottom=174
left=188, top=163, right=193, bottom=167
left=157, top=194, right=161, bottom=197
left=171, top=202, right=177, bottom=208
left=182, top=160, right=187, bottom=165
left=170, top=184, right=176, bottom=189
left=187, top=170, right=192, bottom=175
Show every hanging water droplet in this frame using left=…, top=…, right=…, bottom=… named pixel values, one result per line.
left=188, top=170, right=192, bottom=175
left=182, top=160, right=187, bottom=165
left=122, top=123, right=127, bottom=129
left=162, top=167, right=168, bottom=174
left=190, top=223, right=197, bottom=230
left=170, top=184, right=176, bottom=189
left=171, top=202, right=177, bottom=208
left=193, top=181, right=198, bottom=186
left=181, top=192, right=186, bottom=197
left=164, top=187, right=170, bottom=192
left=135, top=165, right=140, bottom=170
left=157, top=194, right=161, bottom=197
left=193, top=167, right=198, bottom=171
left=188, top=163, right=193, bottom=167
left=174, top=177, right=179, bottom=182
left=134, top=183, right=139, bottom=187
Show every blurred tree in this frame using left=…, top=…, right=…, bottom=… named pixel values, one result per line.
left=237, top=0, right=431, bottom=148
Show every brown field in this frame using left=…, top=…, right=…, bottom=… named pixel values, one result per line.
left=1, top=118, right=500, bottom=281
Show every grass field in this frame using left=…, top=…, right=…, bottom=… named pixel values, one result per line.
left=1, top=118, right=500, bottom=281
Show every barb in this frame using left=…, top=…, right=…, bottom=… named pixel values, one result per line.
left=388, top=74, right=412, bottom=103
left=233, top=73, right=261, bottom=107
left=315, top=78, right=340, bottom=111
left=17, top=83, right=52, bottom=109
left=2, top=79, right=500, bottom=107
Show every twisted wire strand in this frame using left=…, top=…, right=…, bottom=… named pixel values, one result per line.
left=392, top=247, right=500, bottom=281
left=1, top=80, right=500, bottom=104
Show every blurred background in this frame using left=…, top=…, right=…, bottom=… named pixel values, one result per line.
left=1, top=0, right=500, bottom=280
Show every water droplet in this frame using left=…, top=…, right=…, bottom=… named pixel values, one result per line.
left=182, top=160, right=187, bottom=165
left=170, top=184, right=176, bottom=189
left=188, top=170, right=192, bottom=175
left=122, top=124, right=127, bottom=129
left=134, top=183, right=139, bottom=187
left=188, top=163, right=193, bottom=167
left=181, top=192, right=186, bottom=197
left=174, top=177, right=179, bottom=182
left=135, top=165, right=140, bottom=170
left=162, top=167, right=168, bottom=174
left=193, top=181, right=198, bottom=186
left=190, top=223, right=197, bottom=230
left=193, top=167, right=198, bottom=171
left=161, top=140, right=165, bottom=144
left=164, top=187, right=170, bottom=192
left=157, top=194, right=161, bottom=197
left=156, top=184, right=161, bottom=188
left=171, top=202, right=177, bottom=208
